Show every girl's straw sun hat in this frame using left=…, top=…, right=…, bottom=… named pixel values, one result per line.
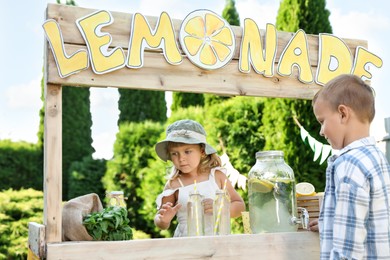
left=155, top=119, right=217, bottom=162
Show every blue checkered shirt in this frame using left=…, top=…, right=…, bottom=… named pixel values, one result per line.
left=319, top=137, right=390, bottom=260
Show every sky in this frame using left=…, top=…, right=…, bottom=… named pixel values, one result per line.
left=1, top=0, right=389, bottom=159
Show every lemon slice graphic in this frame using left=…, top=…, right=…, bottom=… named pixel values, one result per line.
left=179, top=10, right=236, bottom=70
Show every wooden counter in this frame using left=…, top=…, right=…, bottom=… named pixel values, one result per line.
left=46, top=232, right=319, bottom=259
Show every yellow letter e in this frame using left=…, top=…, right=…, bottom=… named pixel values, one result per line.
left=76, top=10, right=125, bottom=74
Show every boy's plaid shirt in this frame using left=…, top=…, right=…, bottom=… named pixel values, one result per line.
left=319, top=137, right=390, bottom=260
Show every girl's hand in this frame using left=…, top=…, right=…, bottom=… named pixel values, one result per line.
left=202, top=198, right=213, bottom=215
left=156, top=202, right=181, bottom=224
left=308, top=218, right=319, bottom=232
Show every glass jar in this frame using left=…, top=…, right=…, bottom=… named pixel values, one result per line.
left=106, top=191, right=126, bottom=208
left=213, top=189, right=231, bottom=235
left=248, top=150, right=307, bottom=233
left=187, top=191, right=205, bottom=236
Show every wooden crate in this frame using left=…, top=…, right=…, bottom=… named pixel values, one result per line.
left=297, top=192, right=324, bottom=229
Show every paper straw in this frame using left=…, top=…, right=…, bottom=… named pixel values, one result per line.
left=194, top=179, right=197, bottom=193
left=214, top=179, right=228, bottom=234
left=222, top=178, right=227, bottom=191
left=193, top=180, right=200, bottom=235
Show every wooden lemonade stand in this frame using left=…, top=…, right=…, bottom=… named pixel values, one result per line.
left=28, top=3, right=381, bottom=259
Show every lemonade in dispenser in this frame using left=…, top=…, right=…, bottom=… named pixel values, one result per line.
left=248, top=150, right=308, bottom=233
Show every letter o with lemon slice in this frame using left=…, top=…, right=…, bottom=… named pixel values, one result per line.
left=296, top=182, right=316, bottom=197
left=179, top=10, right=236, bottom=70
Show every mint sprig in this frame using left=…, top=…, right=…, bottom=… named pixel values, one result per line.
left=83, top=206, right=133, bottom=241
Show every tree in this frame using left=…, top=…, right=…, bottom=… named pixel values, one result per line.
left=170, top=91, right=204, bottom=113
left=261, top=0, right=332, bottom=191
left=276, top=0, right=332, bottom=35
left=62, top=87, right=95, bottom=199
left=118, top=89, right=167, bottom=124
left=222, top=0, right=240, bottom=26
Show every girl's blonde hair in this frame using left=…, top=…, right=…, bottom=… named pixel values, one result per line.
left=166, top=142, right=221, bottom=180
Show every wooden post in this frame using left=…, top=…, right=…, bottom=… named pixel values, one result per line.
left=28, top=222, right=46, bottom=258
left=44, top=83, right=62, bottom=242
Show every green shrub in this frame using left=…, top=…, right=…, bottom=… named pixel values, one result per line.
left=0, top=140, right=43, bottom=191
left=138, top=154, right=176, bottom=237
left=102, top=121, right=165, bottom=236
left=0, top=189, right=43, bottom=259
left=206, top=96, right=266, bottom=175
left=68, top=156, right=107, bottom=203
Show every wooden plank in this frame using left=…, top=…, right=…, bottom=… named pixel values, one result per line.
left=47, top=44, right=321, bottom=100
left=43, top=82, right=63, bottom=243
left=28, top=222, right=46, bottom=259
left=44, top=3, right=368, bottom=98
left=46, top=3, right=367, bottom=64
left=47, top=232, right=320, bottom=259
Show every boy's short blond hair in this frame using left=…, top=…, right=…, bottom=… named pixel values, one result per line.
left=312, top=74, right=375, bottom=123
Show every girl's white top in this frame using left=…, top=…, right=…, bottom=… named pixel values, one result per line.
left=155, top=167, right=226, bottom=237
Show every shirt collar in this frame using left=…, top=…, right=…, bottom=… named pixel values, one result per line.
left=328, top=136, right=376, bottom=163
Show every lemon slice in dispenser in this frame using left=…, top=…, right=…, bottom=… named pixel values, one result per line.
left=249, top=179, right=274, bottom=193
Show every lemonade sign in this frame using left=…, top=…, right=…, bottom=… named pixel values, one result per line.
left=43, top=9, right=382, bottom=85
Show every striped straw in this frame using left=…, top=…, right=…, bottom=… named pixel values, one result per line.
left=214, top=179, right=228, bottom=234
left=193, top=180, right=200, bottom=236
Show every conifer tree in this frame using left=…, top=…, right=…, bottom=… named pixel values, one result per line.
left=62, top=87, right=94, bottom=199
left=118, top=89, right=166, bottom=123
left=170, top=91, right=204, bottom=113
left=222, top=0, right=240, bottom=26
left=261, top=0, right=332, bottom=190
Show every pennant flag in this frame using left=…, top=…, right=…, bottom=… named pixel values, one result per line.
left=307, top=131, right=316, bottom=151
left=313, top=139, right=323, bottom=162
left=300, top=127, right=309, bottom=142
left=299, top=126, right=333, bottom=165
left=320, top=144, right=333, bottom=164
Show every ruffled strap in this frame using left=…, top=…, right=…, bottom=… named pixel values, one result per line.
left=210, top=166, right=227, bottom=177
left=155, top=188, right=178, bottom=209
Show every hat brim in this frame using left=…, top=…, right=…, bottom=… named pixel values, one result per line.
left=155, top=136, right=216, bottom=162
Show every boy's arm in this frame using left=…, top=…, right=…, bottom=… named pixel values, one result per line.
left=331, top=182, right=369, bottom=259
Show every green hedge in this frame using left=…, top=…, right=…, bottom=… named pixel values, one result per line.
left=0, top=188, right=43, bottom=259
left=206, top=96, right=266, bottom=175
left=68, top=156, right=107, bottom=203
left=102, top=121, right=165, bottom=237
left=0, top=140, right=43, bottom=191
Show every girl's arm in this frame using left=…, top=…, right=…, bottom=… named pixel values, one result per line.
left=154, top=187, right=181, bottom=230
left=215, top=171, right=246, bottom=218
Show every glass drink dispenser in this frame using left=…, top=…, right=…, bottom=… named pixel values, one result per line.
left=248, top=150, right=308, bottom=233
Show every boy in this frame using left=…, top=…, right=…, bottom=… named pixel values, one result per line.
left=312, top=74, right=390, bottom=259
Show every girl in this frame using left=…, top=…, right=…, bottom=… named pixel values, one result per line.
left=154, top=119, right=245, bottom=237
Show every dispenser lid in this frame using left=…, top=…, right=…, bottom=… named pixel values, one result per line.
left=255, top=150, right=284, bottom=158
